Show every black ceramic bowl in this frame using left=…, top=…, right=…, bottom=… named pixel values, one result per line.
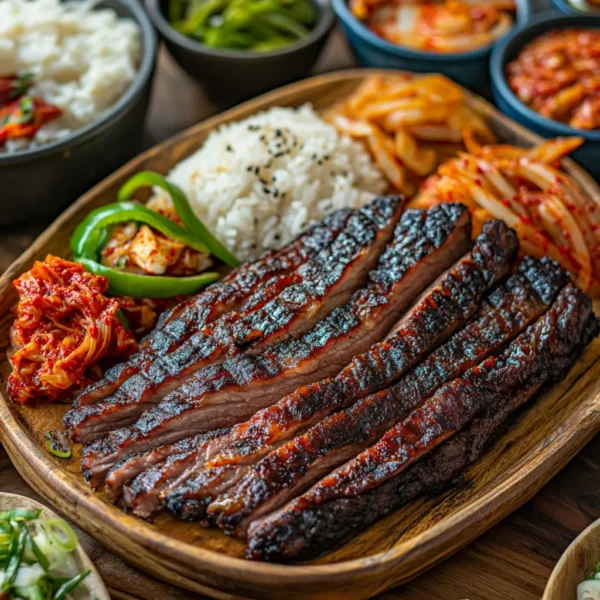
left=0, top=0, right=157, bottom=226
left=146, top=0, right=335, bottom=103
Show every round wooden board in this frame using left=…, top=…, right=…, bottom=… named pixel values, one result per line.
left=1, top=70, right=600, bottom=600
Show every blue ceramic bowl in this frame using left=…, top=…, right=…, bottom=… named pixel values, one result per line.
left=490, top=12, right=600, bottom=178
left=332, top=0, right=529, bottom=93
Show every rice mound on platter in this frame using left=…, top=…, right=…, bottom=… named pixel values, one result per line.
left=0, top=0, right=141, bottom=152
left=155, top=104, right=387, bottom=263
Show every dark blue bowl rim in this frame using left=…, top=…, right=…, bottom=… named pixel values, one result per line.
left=552, top=0, right=600, bottom=15
left=490, top=11, right=600, bottom=141
left=332, top=0, right=529, bottom=61
left=146, top=0, right=335, bottom=62
left=0, top=0, right=158, bottom=165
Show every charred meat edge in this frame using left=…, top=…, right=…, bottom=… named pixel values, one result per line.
left=114, top=204, right=471, bottom=511
left=246, top=284, right=598, bottom=562
left=75, top=206, right=355, bottom=406
left=161, top=219, right=517, bottom=522
left=201, top=257, right=567, bottom=534
left=79, top=195, right=406, bottom=481
left=66, top=195, right=405, bottom=443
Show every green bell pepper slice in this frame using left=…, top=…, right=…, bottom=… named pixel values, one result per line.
left=76, top=258, right=220, bottom=299
left=70, top=201, right=210, bottom=260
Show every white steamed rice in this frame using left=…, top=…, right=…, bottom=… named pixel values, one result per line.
left=155, top=105, right=387, bottom=263
left=0, top=0, right=141, bottom=152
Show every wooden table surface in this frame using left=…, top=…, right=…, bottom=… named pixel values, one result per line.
left=1, top=30, right=599, bottom=600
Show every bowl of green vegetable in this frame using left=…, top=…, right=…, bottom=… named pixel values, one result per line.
left=146, top=0, right=335, bottom=102
left=0, top=493, right=109, bottom=600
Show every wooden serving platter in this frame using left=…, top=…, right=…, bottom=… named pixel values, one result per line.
left=1, top=69, right=600, bottom=600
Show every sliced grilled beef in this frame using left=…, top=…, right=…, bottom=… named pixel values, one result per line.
left=107, top=204, right=471, bottom=508
left=106, top=430, right=229, bottom=505
left=246, top=381, right=541, bottom=562
left=158, top=219, right=518, bottom=521
left=199, top=257, right=567, bottom=534
left=75, top=206, right=354, bottom=406
left=84, top=203, right=470, bottom=490
left=66, top=195, right=405, bottom=443
left=246, top=284, right=598, bottom=561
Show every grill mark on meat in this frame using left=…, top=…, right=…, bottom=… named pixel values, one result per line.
left=66, top=196, right=404, bottom=443
left=159, top=219, right=518, bottom=522
left=245, top=284, right=598, bottom=561
left=78, top=196, right=407, bottom=483
left=75, top=207, right=354, bottom=406
left=110, top=204, right=471, bottom=511
left=198, top=257, right=567, bottom=534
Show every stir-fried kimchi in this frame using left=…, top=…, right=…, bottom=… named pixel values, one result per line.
left=350, top=0, right=515, bottom=53
left=506, top=28, right=600, bottom=130
left=8, top=256, right=137, bottom=403
left=410, top=136, right=600, bottom=295
left=100, top=195, right=213, bottom=276
left=0, top=74, right=62, bottom=145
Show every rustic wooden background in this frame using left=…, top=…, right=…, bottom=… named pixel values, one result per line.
left=1, top=31, right=599, bottom=600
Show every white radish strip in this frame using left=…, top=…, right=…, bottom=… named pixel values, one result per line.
left=476, top=159, right=519, bottom=207
left=454, top=174, right=520, bottom=227
left=538, top=194, right=593, bottom=290
left=516, top=161, right=600, bottom=272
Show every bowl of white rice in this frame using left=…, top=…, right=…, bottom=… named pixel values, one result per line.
left=0, top=0, right=157, bottom=225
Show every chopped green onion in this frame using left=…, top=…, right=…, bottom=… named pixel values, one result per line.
left=51, top=569, right=90, bottom=600
left=44, top=431, right=72, bottom=460
left=3, top=524, right=27, bottom=591
left=25, top=533, right=49, bottom=572
left=115, top=308, right=131, bottom=331
left=0, top=508, right=90, bottom=599
left=0, top=509, right=41, bottom=523
left=17, top=96, right=34, bottom=124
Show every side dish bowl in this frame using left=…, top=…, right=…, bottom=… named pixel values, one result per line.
left=0, top=0, right=157, bottom=226
left=543, top=518, right=600, bottom=600
left=331, top=0, right=530, bottom=93
left=145, top=0, right=335, bottom=103
left=490, top=12, right=600, bottom=178
left=0, top=493, right=110, bottom=600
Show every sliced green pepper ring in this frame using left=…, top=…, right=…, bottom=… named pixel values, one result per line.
left=70, top=201, right=210, bottom=260
left=77, top=258, right=220, bottom=299
left=118, top=171, right=239, bottom=267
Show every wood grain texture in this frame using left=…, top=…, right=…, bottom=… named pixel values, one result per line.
left=543, top=519, right=600, bottom=600
left=0, top=69, right=600, bottom=600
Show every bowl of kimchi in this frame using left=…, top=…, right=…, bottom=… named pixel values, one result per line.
left=490, top=13, right=600, bottom=178
left=331, top=0, right=530, bottom=92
